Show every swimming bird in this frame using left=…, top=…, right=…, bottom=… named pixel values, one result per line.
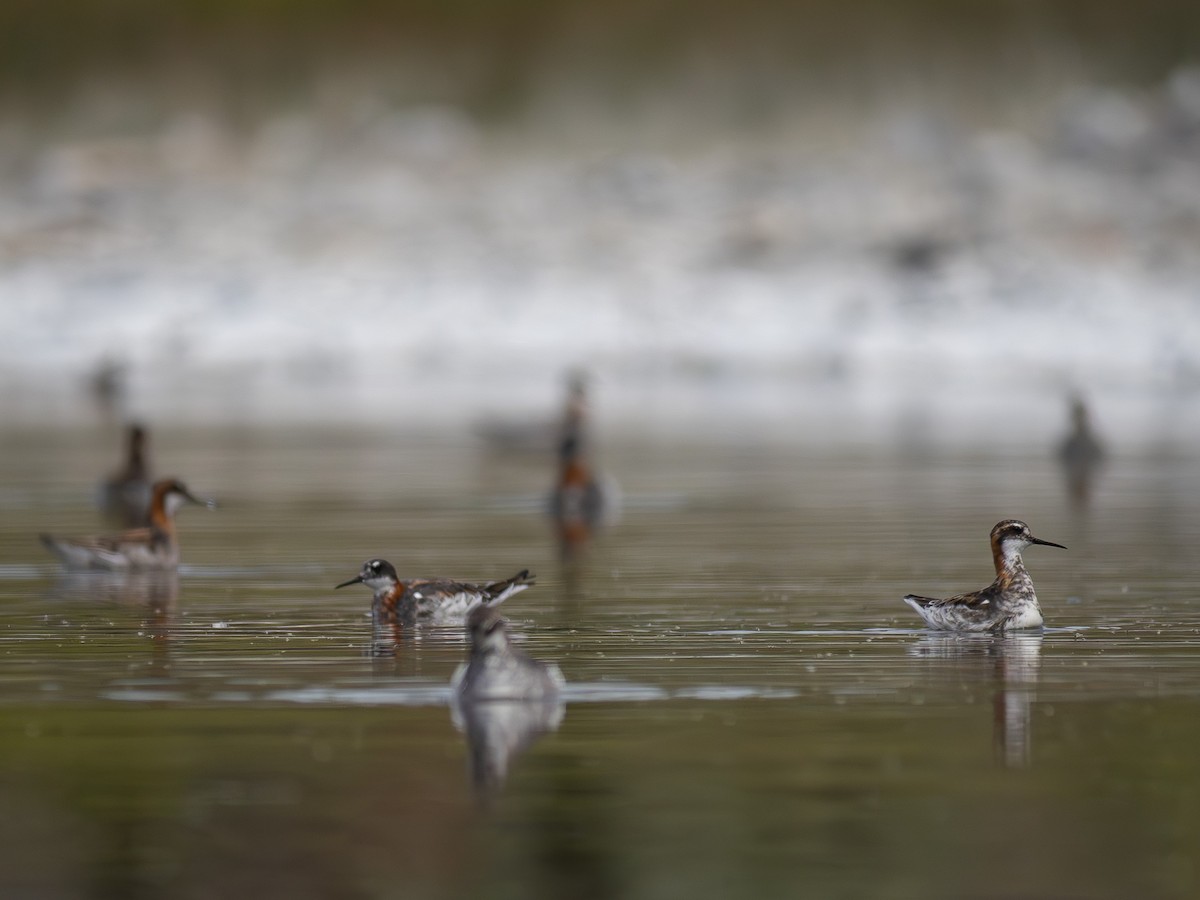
left=548, top=374, right=620, bottom=561
left=559, top=368, right=589, bottom=443
left=549, top=433, right=607, bottom=560
left=99, top=423, right=152, bottom=526
left=1058, top=396, right=1105, bottom=507
left=473, top=368, right=590, bottom=456
left=86, top=356, right=127, bottom=420
left=1058, top=397, right=1105, bottom=467
left=335, top=559, right=535, bottom=626
left=452, top=605, right=565, bottom=701
left=41, top=478, right=215, bottom=571
left=903, top=520, right=1066, bottom=632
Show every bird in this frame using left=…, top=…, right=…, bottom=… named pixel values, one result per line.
left=86, top=356, right=127, bottom=419
left=1058, top=397, right=1105, bottom=467
left=335, top=559, right=535, bottom=626
left=473, top=368, right=591, bottom=456
left=99, top=423, right=152, bottom=526
left=903, top=520, right=1066, bottom=632
left=549, top=433, right=607, bottom=560
left=451, top=605, right=565, bottom=702
left=558, top=368, right=589, bottom=444
left=1058, top=396, right=1105, bottom=507
left=548, top=373, right=619, bottom=561
left=41, top=478, right=215, bottom=571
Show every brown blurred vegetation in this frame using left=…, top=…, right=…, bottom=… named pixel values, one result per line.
left=1, top=0, right=1198, bottom=127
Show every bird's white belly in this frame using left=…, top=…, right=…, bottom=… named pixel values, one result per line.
left=1004, top=605, right=1044, bottom=630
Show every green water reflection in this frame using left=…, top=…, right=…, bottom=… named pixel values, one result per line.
left=2, top=698, right=1199, bottom=898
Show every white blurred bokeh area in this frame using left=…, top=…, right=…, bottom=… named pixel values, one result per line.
left=3, top=0, right=1199, bottom=447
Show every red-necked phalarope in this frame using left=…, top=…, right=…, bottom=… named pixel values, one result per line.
left=1058, top=396, right=1104, bottom=468
left=452, top=605, right=565, bottom=701
left=1058, top=396, right=1105, bottom=507
left=903, top=520, right=1066, bottom=632
left=473, top=369, right=590, bottom=456
left=41, top=478, right=215, bottom=571
left=99, top=423, right=152, bottom=526
left=550, top=433, right=606, bottom=559
left=336, top=559, right=535, bottom=625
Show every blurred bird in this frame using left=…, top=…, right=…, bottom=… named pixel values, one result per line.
left=903, top=520, right=1066, bottom=632
left=87, top=357, right=127, bottom=420
left=336, top=559, right=535, bottom=626
left=42, top=478, right=215, bottom=571
left=550, top=432, right=608, bottom=561
left=548, top=373, right=619, bottom=561
left=473, top=368, right=591, bottom=456
left=452, top=605, right=565, bottom=702
left=889, top=234, right=951, bottom=275
left=1058, top=396, right=1105, bottom=506
left=99, top=423, right=152, bottom=526
left=1058, top=396, right=1104, bottom=467
left=558, top=368, right=589, bottom=442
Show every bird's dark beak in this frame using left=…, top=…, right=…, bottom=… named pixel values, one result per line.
left=1031, top=536, right=1067, bottom=550
left=335, top=574, right=364, bottom=589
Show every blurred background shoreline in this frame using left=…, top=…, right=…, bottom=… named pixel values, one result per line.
left=3, top=0, right=1199, bottom=445
left=4, top=0, right=1199, bottom=127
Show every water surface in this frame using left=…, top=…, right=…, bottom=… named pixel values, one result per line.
left=1, top=428, right=1198, bottom=898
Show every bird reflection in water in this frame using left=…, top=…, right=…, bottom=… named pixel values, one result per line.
left=364, top=619, right=443, bottom=673
left=910, top=631, right=1043, bottom=768
left=48, top=571, right=180, bottom=674
left=451, top=697, right=565, bottom=801
left=366, top=619, right=408, bottom=661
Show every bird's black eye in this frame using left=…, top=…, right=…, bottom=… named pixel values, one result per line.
left=369, top=562, right=381, bottom=573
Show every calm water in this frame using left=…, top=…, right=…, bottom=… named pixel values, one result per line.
left=1, top=426, right=1199, bottom=899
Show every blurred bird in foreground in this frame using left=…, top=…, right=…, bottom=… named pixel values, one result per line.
left=42, top=478, right=215, bottom=571
left=450, top=609, right=565, bottom=798
left=452, top=605, right=565, bottom=702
